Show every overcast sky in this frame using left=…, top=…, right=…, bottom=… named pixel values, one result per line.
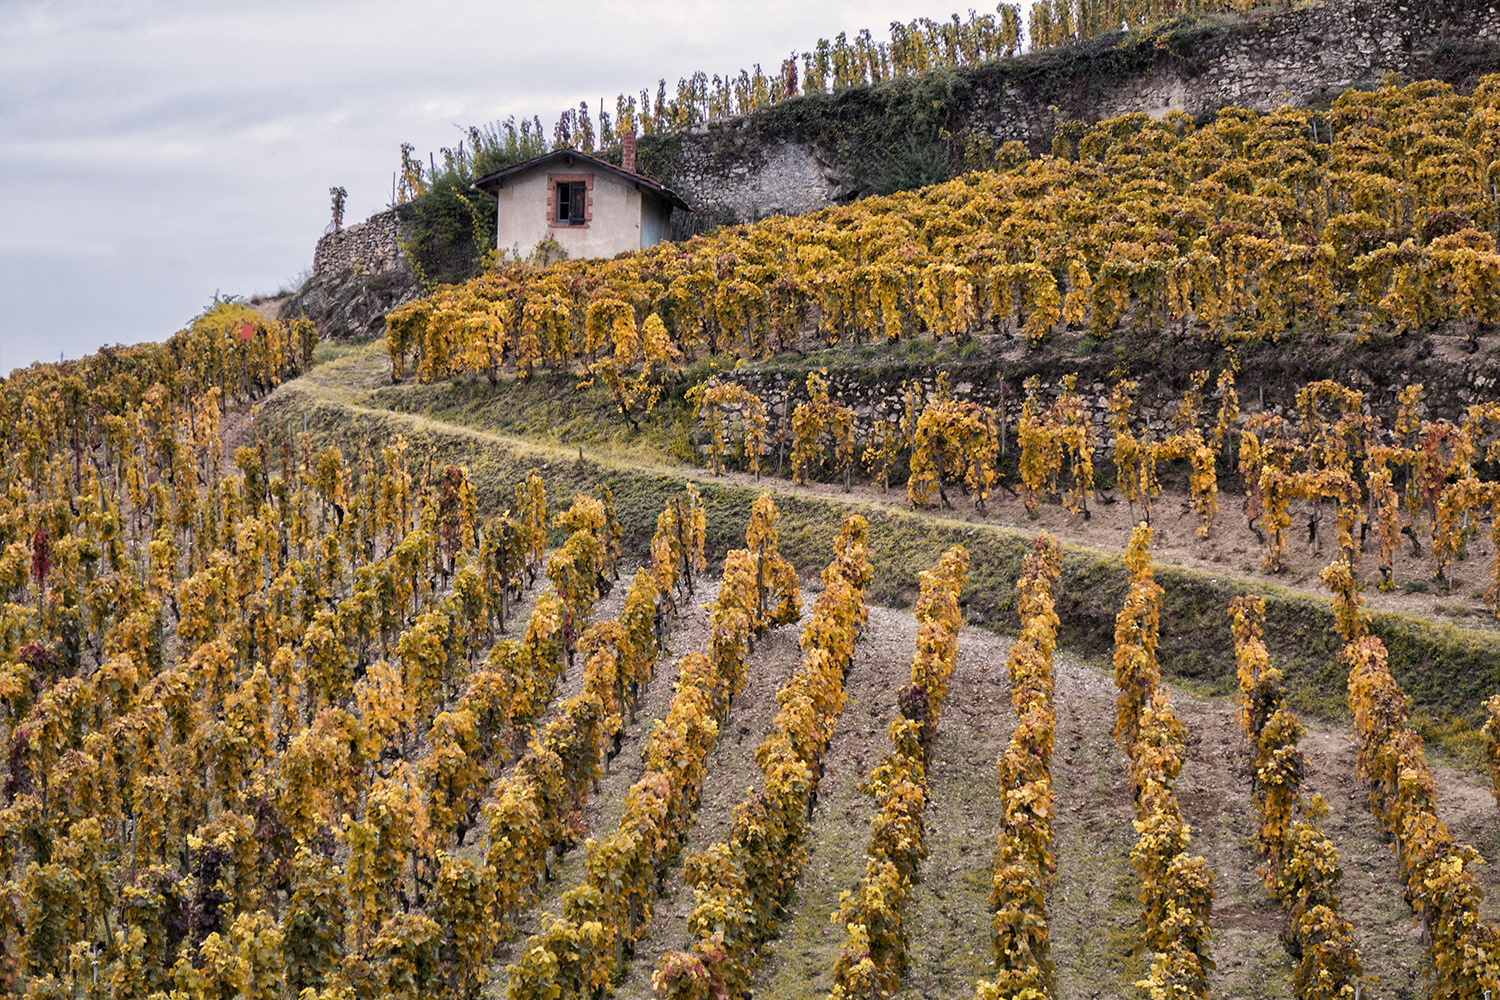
left=0, top=0, right=988, bottom=376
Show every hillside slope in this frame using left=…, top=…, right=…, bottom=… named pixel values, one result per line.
left=261, top=344, right=1500, bottom=997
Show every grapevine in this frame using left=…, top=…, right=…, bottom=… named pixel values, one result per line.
left=691, top=381, right=768, bottom=479
left=661, top=515, right=870, bottom=999
left=1229, top=595, right=1362, bottom=998
left=1112, top=524, right=1214, bottom=999
left=790, top=372, right=857, bottom=491
left=973, top=532, right=1060, bottom=1000
left=1345, top=632, right=1500, bottom=996
left=1017, top=376, right=1093, bottom=518
left=829, top=545, right=966, bottom=999
left=907, top=400, right=1001, bottom=513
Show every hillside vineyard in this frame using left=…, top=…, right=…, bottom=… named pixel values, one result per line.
left=13, top=68, right=1500, bottom=1000
left=0, top=297, right=822, bottom=996
left=9, top=293, right=1500, bottom=996
left=473, top=0, right=1273, bottom=157
left=713, top=367, right=1500, bottom=612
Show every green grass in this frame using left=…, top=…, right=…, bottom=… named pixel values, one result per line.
left=1412, top=709, right=1490, bottom=770
left=312, top=340, right=362, bottom=366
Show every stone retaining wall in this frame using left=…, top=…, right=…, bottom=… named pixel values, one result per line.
left=708, top=353, right=1492, bottom=463
left=313, top=208, right=407, bottom=278
left=714, top=368, right=1204, bottom=461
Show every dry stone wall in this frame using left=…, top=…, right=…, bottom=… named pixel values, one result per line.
left=1012, top=0, right=1498, bottom=134
left=313, top=209, right=408, bottom=278
left=294, top=208, right=419, bottom=341
left=711, top=345, right=1499, bottom=465
left=668, top=131, right=856, bottom=224
left=965, top=0, right=1500, bottom=149
left=717, top=367, right=1187, bottom=463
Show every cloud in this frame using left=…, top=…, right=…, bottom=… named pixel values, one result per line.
left=1, top=0, right=982, bottom=375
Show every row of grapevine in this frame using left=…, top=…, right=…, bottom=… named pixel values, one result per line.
left=1335, top=576, right=1500, bottom=997
left=694, top=361, right=1500, bottom=619
left=393, top=78, right=1500, bottom=384
left=476, top=556, right=658, bottom=953
left=973, top=531, right=1062, bottom=999
left=1484, top=695, right=1500, bottom=812
left=827, top=544, right=968, bottom=998
left=654, top=514, right=873, bottom=1000
left=393, top=6, right=1029, bottom=181
left=1027, top=0, right=1272, bottom=52
left=505, top=495, right=801, bottom=999
left=1228, top=595, right=1361, bottom=998
left=1240, top=382, right=1500, bottom=600
left=1112, top=524, right=1215, bottom=998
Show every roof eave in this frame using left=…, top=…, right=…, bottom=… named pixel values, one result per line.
left=471, top=148, right=693, bottom=211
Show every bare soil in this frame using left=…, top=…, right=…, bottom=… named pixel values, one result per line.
left=614, top=607, right=812, bottom=997
left=492, top=573, right=713, bottom=972
left=248, top=295, right=287, bottom=322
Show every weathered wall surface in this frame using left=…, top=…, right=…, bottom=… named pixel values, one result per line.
left=652, top=0, right=1500, bottom=223
left=715, top=366, right=1197, bottom=462
left=667, top=136, right=853, bottom=224
left=281, top=264, right=421, bottom=343
left=1105, top=0, right=1500, bottom=119
left=968, top=0, right=1500, bottom=145
left=298, top=208, right=419, bottom=341
left=313, top=209, right=408, bottom=278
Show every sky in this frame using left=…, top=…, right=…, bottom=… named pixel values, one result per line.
left=0, top=0, right=988, bottom=376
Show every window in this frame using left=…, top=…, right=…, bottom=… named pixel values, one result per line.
left=547, top=173, right=591, bottom=228
left=556, top=181, right=586, bottom=225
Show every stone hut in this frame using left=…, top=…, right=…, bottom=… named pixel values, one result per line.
left=471, top=136, right=691, bottom=260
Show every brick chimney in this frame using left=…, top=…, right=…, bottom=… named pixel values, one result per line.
left=622, top=129, right=637, bottom=173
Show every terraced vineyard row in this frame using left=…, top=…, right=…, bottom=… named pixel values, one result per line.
left=395, top=77, right=1500, bottom=378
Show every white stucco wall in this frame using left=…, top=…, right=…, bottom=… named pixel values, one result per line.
left=641, top=198, right=669, bottom=248
left=495, top=165, right=668, bottom=261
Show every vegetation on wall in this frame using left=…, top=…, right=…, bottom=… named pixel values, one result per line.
left=635, top=12, right=1222, bottom=199
left=392, top=119, right=552, bottom=287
